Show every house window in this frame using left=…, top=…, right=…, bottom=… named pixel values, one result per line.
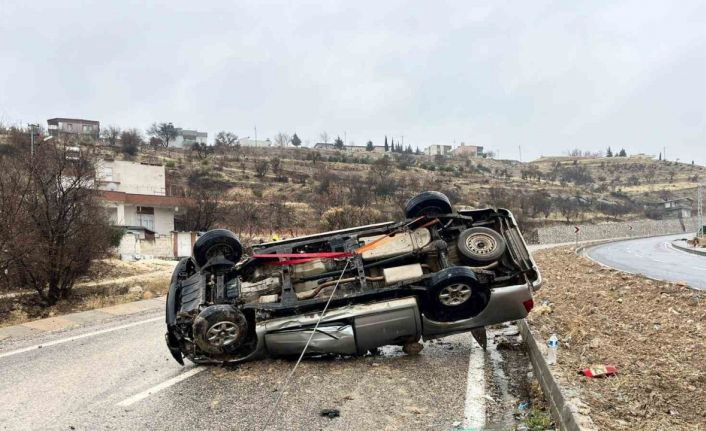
left=103, top=167, right=113, bottom=181
left=83, top=124, right=93, bottom=133
left=136, top=206, right=155, bottom=231
left=65, top=123, right=73, bottom=131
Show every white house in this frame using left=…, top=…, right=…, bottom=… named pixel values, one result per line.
left=171, top=128, right=208, bottom=149
left=235, top=137, right=272, bottom=147
left=425, top=144, right=452, bottom=156
left=96, top=160, right=188, bottom=259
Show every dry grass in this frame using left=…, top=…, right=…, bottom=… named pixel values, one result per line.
left=0, top=263, right=173, bottom=328
left=529, top=247, right=706, bottom=430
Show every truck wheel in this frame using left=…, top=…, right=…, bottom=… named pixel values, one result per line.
left=193, top=305, right=249, bottom=355
left=404, top=191, right=453, bottom=219
left=193, top=229, right=243, bottom=267
left=457, top=227, right=506, bottom=264
left=423, top=267, right=490, bottom=322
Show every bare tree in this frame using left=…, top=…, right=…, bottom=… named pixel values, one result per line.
left=370, top=155, right=392, bottom=181
left=147, top=122, right=178, bottom=148
left=119, top=129, right=143, bottom=156
left=290, top=133, right=302, bottom=147
left=120, top=129, right=143, bottom=156
left=270, top=157, right=283, bottom=179
left=215, top=131, right=238, bottom=147
left=190, top=142, right=213, bottom=160
left=176, top=170, right=227, bottom=231
left=274, top=132, right=291, bottom=148
left=100, top=126, right=121, bottom=146
left=0, top=137, right=115, bottom=304
left=319, top=131, right=329, bottom=144
left=255, top=160, right=269, bottom=178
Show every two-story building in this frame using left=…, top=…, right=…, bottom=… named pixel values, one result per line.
left=425, top=144, right=452, bottom=157
left=643, top=197, right=693, bottom=220
left=171, top=128, right=208, bottom=149
left=47, top=118, right=100, bottom=140
left=453, top=143, right=483, bottom=157
left=96, top=160, right=191, bottom=259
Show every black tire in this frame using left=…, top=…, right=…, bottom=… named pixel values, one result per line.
left=193, top=305, right=249, bottom=355
left=193, top=229, right=243, bottom=267
left=422, top=267, right=490, bottom=322
left=404, top=191, right=453, bottom=219
left=457, top=227, right=506, bottom=264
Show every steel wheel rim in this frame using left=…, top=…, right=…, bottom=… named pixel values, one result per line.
left=466, top=233, right=497, bottom=256
left=439, top=283, right=472, bottom=306
left=206, top=321, right=240, bottom=346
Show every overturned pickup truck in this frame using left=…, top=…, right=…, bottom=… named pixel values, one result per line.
left=165, top=191, right=541, bottom=364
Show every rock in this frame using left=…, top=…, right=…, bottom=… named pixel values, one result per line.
left=128, top=285, right=143, bottom=294
left=402, top=341, right=424, bottom=355
left=320, top=408, right=340, bottom=419
left=533, top=304, right=553, bottom=315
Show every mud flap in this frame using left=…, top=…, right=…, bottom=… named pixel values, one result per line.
left=471, top=326, right=487, bottom=349
left=165, top=330, right=184, bottom=365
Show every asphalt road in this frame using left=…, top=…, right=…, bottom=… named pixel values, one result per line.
left=586, top=234, right=706, bottom=290
left=0, top=307, right=532, bottom=430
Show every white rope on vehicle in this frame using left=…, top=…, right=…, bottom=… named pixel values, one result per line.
left=261, top=258, right=352, bottom=431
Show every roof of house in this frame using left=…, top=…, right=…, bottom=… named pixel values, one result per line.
left=47, top=118, right=100, bottom=125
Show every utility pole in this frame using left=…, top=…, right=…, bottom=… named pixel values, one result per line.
left=28, top=123, right=39, bottom=156
left=698, top=184, right=704, bottom=237
left=254, top=125, right=257, bottom=148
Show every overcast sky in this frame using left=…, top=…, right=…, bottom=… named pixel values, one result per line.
left=1, top=1, right=705, bottom=164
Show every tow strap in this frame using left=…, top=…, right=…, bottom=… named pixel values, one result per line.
left=251, top=251, right=353, bottom=266
left=253, top=216, right=437, bottom=266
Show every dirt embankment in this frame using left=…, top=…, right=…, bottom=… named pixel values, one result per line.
left=0, top=259, right=176, bottom=327
left=529, top=247, right=705, bottom=431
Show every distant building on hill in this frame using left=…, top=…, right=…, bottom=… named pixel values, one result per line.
left=172, top=128, right=208, bottom=149
left=47, top=118, right=100, bottom=140
left=236, top=137, right=272, bottom=147
left=643, top=197, right=693, bottom=219
left=425, top=144, right=452, bottom=156
left=453, top=143, right=483, bottom=157
left=313, top=142, right=385, bottom=153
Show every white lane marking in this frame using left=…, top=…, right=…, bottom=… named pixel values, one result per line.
left=463, top=340, right=486, bottom=429
left=0, top=316, right=162, bottom=360
left=117, top=367, right=206, bottom=407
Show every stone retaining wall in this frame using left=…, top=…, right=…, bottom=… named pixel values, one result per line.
left=535, top=217, right=699, bottom=244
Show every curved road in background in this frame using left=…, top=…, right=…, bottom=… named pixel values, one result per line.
left=586, top=234, right=706, bottom=290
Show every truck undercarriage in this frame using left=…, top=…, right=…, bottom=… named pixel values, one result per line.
left=165, top=192, right=541, bottom=365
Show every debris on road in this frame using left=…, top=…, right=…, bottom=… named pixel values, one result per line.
left=579, top=365, right=617, bottom=378
left=320, top=408, right=340, bottom=419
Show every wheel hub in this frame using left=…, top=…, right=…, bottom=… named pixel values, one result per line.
left=465, top=233, right=497, bottom=255
left=439, top=283, right=472, bottom=306
left=206, top=321, right=241, bottom=347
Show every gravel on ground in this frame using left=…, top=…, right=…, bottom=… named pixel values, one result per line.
left=528, top=247, right=705, bottom=430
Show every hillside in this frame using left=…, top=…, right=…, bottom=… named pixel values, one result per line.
left=91, top=143, right=705, bottom=242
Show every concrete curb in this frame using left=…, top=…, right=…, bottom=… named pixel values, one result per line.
left=0, top=296, right=165, bottom=342
left=670, top=240, right=706, bottom=257
left=519, top=320, right=597, bottom=431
